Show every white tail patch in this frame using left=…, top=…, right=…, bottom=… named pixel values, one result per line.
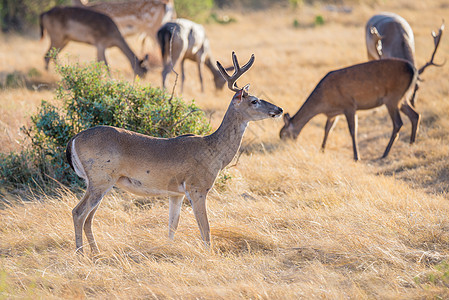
left=71, top=138, right=88, bottom=184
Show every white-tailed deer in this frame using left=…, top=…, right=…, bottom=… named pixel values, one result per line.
left=157, top=18, right=226, bottom=93
left=40, top=6, right=148, bottom=77
left=66, top=52, right=283, bottom=254
left=72, top=0, right=176, bottom=54
left=279, top=59, right=420, bottom=161
left=366, top=13, right=445, bottom=106
left=366, top=13, right=416, bottom=64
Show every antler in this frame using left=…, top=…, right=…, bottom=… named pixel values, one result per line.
left=418, top=20, right=445, bottom=75
left=217, top=51, right=255, bottom=92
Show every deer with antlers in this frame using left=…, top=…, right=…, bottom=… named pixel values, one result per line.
left=66, top=52, right=283, bottom=254
left=280, top=59, right=420, bottom=161
left=366, top=13, right=445, bottom=106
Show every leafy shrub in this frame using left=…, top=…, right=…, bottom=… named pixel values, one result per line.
left=0, top=59, right=210, bottom=191
left=314, top=15, right=325, bottom=26
left=174, top=0, right=214, bottom=22
left=0, top=0, right=69, bottom=32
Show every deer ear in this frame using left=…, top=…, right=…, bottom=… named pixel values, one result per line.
left=243, top=84, right=250, bottom=93
left=283, top=113, right=291, bottom=125
left=232, top=89, right=244, bottom=105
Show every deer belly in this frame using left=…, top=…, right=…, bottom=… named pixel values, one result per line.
left=115, top=176, right=183, bottom=197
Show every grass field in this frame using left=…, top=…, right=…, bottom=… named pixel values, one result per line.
left=1, top=0, right=449, bottom=298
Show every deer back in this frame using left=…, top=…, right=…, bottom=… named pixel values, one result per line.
left=41, top=6, right=123, bottom=45
left=87, top=0, right=171, bottom=37
left=67, top=126, right=217, bottom=190
left=320, top=59, right=417, bottom=109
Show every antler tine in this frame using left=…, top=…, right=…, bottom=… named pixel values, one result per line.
left=231, top=51, right=240, bottom=77
left=419, top=20, right=445, bottom=74
left=216, top=60, right=231, bottom=81
left=216, top=52, right=255, bottom=92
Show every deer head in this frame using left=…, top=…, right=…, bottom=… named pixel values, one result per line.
left=279, top=113, right=296, bottom=139
left=217, top=52, right=283, bottom=121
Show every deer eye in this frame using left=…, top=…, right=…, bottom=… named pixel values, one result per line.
left=251, top=99, right=258, bottom=105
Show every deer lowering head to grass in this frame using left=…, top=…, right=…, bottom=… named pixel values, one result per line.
left=280, top=59, right=420, bottom=161
left=366, top=13, right=445, bottom=106
left=40, top=6, right=148, bottom=77
left=157, top=18, right=227, bottom=93
left=66, top=52, right=283, bottom=254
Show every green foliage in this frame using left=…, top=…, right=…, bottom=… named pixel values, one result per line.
left=0, top=59, right=210, bottom=191
left=2, top=71, right=27, bottom=88
left=289, top=0, right=303, bottom=9
left=174, top=0, right=214, bottom=22
left=209, top=13, right=236, bottom=25
left=0, top=0, right=68, bottom=32
left=293, top=18, right=300, bottom=28
left=314, top=15, right=325, bottom=26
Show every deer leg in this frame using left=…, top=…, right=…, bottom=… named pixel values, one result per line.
left=72, top=184, right=110, bottom=254
left=197, top=60, right=205, bottom=93
left=96, top=45, right=108, bottom=66
left=383, top=106, right=403, bottom=158
left=184, top=188, right=210, bottom=247
left=321, top=116, right=338, bottom=151
left=161, top=63, right=172, bottom=89
left=409, top=83, right=420, bottom=108
left=180, top=58, right=186, bottom=93
left=168, top=195, right=184, bottom=240
left=44, top=40, right=68, bottom=70
left=83, top=202, right=102, bottom=255
left=344, top=111, right=359, bottom=161
left=400, top=102, right=420, bottom=144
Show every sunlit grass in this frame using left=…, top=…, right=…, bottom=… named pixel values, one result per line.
left=1, top=0, right=449, bottom=298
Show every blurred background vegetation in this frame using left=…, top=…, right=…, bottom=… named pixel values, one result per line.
left=0, top=0, right=312, bottom=33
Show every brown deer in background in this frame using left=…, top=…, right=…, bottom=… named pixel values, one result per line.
left=366, top=13, right=445, bottom=106
left=157, top=18, right=227, bottom=93
left=280, top=59, right=419, bottom=161
left=65, top=52, right=283, bottom=254
left=366, top=13, right=416, bottom=64
left=40, top=6, right=148, bottom=77
left=72, top=0, right=176, bottom=54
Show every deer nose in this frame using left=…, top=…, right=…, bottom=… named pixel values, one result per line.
left=270, top=107, right=283, bottom=118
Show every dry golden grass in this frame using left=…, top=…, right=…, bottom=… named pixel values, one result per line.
left=1, top=0, right=449, bottom=298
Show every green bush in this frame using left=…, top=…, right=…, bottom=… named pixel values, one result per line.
left=0, top=0, right=68, bottom=32
left=174, top=0, right=214, bottom=22
left=0, top=59, right=210, bottom=191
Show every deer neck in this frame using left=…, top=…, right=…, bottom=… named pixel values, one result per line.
left=205, top=57, right=223, bottom=81
left=205, top=104, right=248, bottom=169
left=290, top=96, right=322, bottom=137
left=115, top=38, right=141, bottom=74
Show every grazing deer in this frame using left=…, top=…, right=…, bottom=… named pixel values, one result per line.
left=157, top=18, right=226, bottom=93
left=366, top=13, right=445, bottom=106
left=280, top=59, right=420, bottom=161
left=40, top=6, right=148, bottom=77
left=65, top=52, right=283, bottom=254
left=72, top=0, right=176, bottom=54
